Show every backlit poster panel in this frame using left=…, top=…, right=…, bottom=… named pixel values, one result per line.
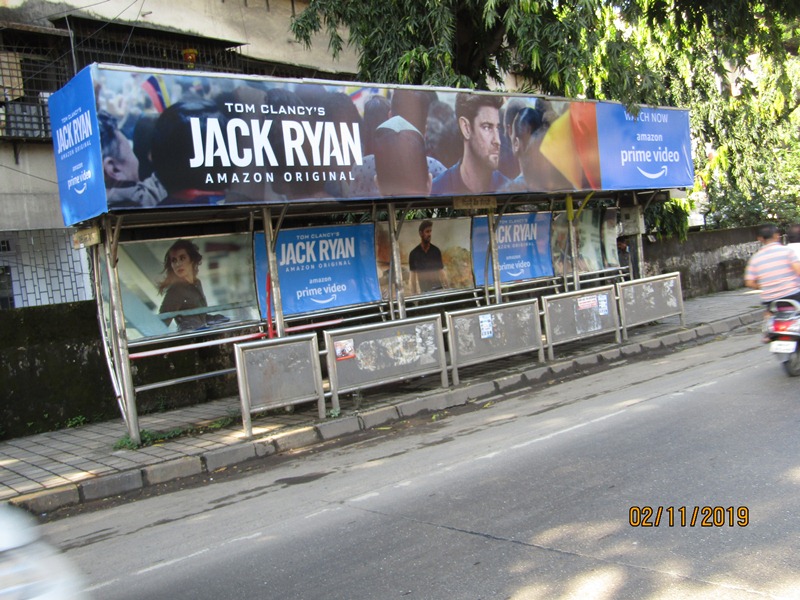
left=471, top=212, right=554, bottom=285
left=574, top=209, right=605, bottom=273
left=551, top=209, right=607, bottom=276
left=254, top=224, right=381, bottom=317
left=602, top=207, right=621, bottom=268
left=115, top=233, right=259, bottom=340
left=375, top=218, right=473, bottom=298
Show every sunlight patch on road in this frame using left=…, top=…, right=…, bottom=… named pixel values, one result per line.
left=507, top=566, right=625, bottom=599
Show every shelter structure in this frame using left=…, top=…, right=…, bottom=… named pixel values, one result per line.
left=49, top=64, right=695, bottom=443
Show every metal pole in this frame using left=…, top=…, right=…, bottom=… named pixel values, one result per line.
left=487, top=208, right=502, bottom=304
left=566, top=194, right=580, bottom=291
left=263, top=207, right=286, bottom=336
left=90, top=245, right=123, bottom=410
left=102, top=216, right=140, bottom=445
left=632, top=192, right=645, bottom=280
left=387, top=203, right=406, bottom=319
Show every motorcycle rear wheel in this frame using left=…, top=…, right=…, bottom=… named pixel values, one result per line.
left=782, top=350, right=800, bottom=377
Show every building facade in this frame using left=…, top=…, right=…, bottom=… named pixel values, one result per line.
left=0, top=0, right=358, bottom=309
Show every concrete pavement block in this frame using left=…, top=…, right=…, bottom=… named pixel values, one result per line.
left=462, top=381, right=496, bottom=400
left=444, top=387, right=470, bottom=407
left=599, top=348, right=622, bottom=361
left=740, top=311, right=762, bottom=325
left=315, top=416, right=361, bottom=441
left=358, top=406, right=400, bottom=430
left=397, top=394, right=448, bottom=418
left=203, top=444, right=256, bottom=472
left=254, top=440, right=277, bottom=457
left=271, top=427, right=320, bottom=452
left=677, top=329, right=698, bottom=343
left=694, top=324, right=715, bottom=338
left=80, top=470, right=143, bottom=501
left=641, top=338, right=664, bottom=350
left=575, top=354, right=600, bottom=368
left=659, top=332, right=683, bottom=347
left=620, top=343, right=642, bottom=356
left=521, top=365, right=552, bottom=383
left=549, top=361, right=575, bottom=375
left=496, top=373, right=523, bottom=392
left=711, top=318, right=739, bottom=334
left=142, top=456, right=203, bottom=485
left=11, top=485, right=80, bottom=514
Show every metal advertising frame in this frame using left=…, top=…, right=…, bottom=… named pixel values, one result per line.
left=446, top=298, right=544, bottom=386
left=542, top=285, right=621, bottom=360
left=324, top=315, right=448, bottom=413
left=234, top=333, right=326, bottom=437
left=617, top=272, right=685, bottom=340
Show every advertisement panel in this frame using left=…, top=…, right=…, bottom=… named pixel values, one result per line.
left=114, top=233, right=260, bottom=340
left=48, top=65, right=696, bottom=226
left=596, top=102, right=694, bottom=190
left=551, top=208, right=620, bottom=276
left=471, top=212, right=554, bottom=285
left=254, top=224, right=381, bottom=316
left=48, top=67, right=108, bottom=226
left=375, top=218, right=473, bottom=298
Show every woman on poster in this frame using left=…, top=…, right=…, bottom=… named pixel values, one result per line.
left=157, top=239, right=228, bottom=331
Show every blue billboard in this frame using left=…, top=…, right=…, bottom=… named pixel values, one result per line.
left=255, top=224, right=381, bottom=316
left=49, top=64, right=696, bottom=226
left=47, top=67, right=107, bottom=226
left=596, top=102, right=694, bottom=190
left=472, top=213, right=554, bottom=286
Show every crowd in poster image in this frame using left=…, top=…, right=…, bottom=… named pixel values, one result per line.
left=93, top=69, right=605, bottom=209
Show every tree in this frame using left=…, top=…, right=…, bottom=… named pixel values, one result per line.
left=291, top=1, right=800, bottom=233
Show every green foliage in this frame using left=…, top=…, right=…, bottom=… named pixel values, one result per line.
left=291, top=1, right=800, bottom=231
left=112, top=416, right=235, bottom=449
left=65, top=415, right=88, bottom=428
left=645, top=196, right=695, bottom=241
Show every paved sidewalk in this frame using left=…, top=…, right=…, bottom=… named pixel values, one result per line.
left=1, top=289, right=764, bottom=514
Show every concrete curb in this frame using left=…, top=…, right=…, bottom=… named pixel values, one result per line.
left=9, top=309, right=764, bottom=515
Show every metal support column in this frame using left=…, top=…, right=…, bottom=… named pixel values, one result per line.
left=263, top=207, right=286, bottom=336
left=102, top=216, right=140, bottom=445
left=387, top=203, right=407, bottom=319
left=487, top=208, right=502, bottom=304
left=566, top=194, right=579, bottom=291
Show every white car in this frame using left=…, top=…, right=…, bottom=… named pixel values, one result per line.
left=0, top=502, right=89, bottom=599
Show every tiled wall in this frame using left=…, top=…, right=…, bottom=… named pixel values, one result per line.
left=0, top=229, right=93, bottom=308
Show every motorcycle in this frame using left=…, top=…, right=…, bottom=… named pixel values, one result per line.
left=766, top=298, right=800, bottom=376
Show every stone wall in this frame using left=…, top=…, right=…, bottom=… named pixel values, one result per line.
left=642, top=226, right=760, bottom=298
left=0, top=302, right=238, bottom=441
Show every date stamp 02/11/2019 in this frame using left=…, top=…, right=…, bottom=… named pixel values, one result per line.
left=629, top=506, right=750, bottom=528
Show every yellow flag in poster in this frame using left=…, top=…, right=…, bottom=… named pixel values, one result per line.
left=539, top=109, right=583, bottom=189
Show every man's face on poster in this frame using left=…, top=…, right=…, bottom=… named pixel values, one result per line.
left=420, top=226, right=433, bottom=244
left=464, top=106, right=502, bottom=170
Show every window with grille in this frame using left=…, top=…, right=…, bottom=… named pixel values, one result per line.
left=0, top=17, right=352, bottom=142
left=0, top=25, right=70, bottom=140
left=0, top=266, right=14, bottom=310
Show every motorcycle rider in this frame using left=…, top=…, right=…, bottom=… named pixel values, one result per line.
left=744, top=223, right=800, bottom=341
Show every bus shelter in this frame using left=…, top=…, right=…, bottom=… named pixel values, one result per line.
left=49, top=64, right=695, bottom=444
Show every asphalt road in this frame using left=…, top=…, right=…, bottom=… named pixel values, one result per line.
left=42, top=329, right=800, bottom=599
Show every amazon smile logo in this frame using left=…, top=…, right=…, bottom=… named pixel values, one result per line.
left=67, top=169, right=92, bottom=194
left=636, top=165, right=669, bottom=179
